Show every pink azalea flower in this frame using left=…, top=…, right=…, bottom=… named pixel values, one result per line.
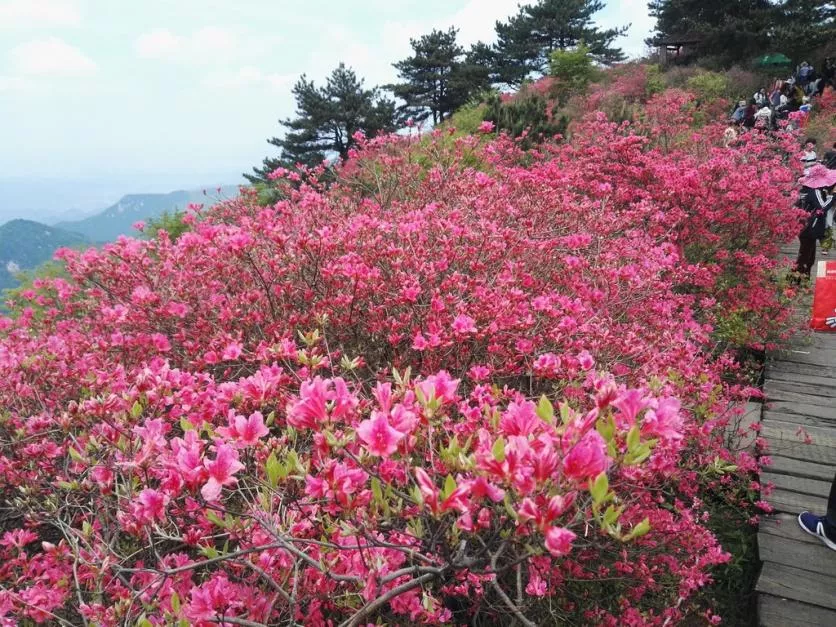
left=133, top=488, right=168, bottom=524
left=612, top=388, right=652, bottom=428
left=217, top=411, right=269, bottom=447
left=356, top=412, right=405, bottom=457
left=221, top=342, right=242, bottom=361
left=452, top=314, right=477, bottom=335
left=544, top=526, right=576, bottom=556
left=201, top=444, right=244, bottom=501
left=562, top=430, right=611, bottom=481
left=577, top=350, right=595, bottom=370
left=478, top=120, right=495, bottom=133
left=642, top=397, right=684, bottom=442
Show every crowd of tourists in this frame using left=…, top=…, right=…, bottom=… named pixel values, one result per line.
left=728, top=58, right=835, bottom=132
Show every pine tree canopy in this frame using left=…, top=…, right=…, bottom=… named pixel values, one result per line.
left=389, top=28, right=491, bottom=125
left=246, top=63, right=397, bottom=184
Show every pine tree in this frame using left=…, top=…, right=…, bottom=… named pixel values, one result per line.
left=772, top=0, right=836, bottom=63
left=491, top=0, right=628, bottom=86
left=246, top=64, right=398, bottom=183
left=647, top=0, right=774, bottom=66
left=389, top=28, right=490, bottom=125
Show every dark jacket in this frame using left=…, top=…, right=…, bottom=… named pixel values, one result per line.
left=799, top=186, right=834, bottom=239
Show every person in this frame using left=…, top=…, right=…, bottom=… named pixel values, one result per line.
left=731, top=100, right=747, bottom=124
left=798, top=62, right=810, bottom=83
left=795, top=165, right=836, bottom=279
left=754, top=88, right=768, bottom=106
left=769, top=81, right=783, bottom=108
left=799, top=473, right=836, bottom=550
left=801, top=138, right=818, bottom=174
left=742, top=98, right=758, bottom=128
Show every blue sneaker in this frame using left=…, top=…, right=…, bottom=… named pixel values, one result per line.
left=798, top=512, right=836, bottom=550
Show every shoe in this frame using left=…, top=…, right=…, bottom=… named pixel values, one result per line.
left=798, top=512, right=836, bottom=550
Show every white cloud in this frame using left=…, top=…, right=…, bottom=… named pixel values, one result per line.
left=0, top=0, right=80, bottom=28
left=204, top=66, right=294, bottom=90
left=135, top=26, right=277, bottom=66
left=0, top=75, right=30, bottom=91
left=9, top=37, right=97, bottom=76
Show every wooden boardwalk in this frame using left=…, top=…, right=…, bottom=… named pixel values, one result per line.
left=757, top=247, right=836, bottom=626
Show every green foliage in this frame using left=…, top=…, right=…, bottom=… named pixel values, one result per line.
left=549, top=44, right=599, bottom=102
left=483, top=90, right=568, bottom=148
left=389, top=28, right=490, bottom=125
left=686, top=70, right=730, bottom=101
left=491, top=0, right=628, bottom=86
left=772, top=0, right=836, bottom=63
left=446, top=102, right=490, bottom=135
left=648, top=0, right=773, bottom=67
left=2, top=260, right=69, bottom=316
left=144, top=210, right=190, bottom=241
left=247, top=64, right=398, bottom=183
left=646, top=64, right=667, bottom=95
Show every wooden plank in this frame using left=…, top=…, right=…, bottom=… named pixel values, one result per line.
left=763, top=473, right=831, bottom=498
left=761, top=438, right=836, bottom=466
left=771, top=350, right=836, bottom=368
left=767, top=456, right=836, bottom=481
left=765, top=369, right=836, bottom=390
left=759, top=533, right=836, bottom=577
left=756, top=562, right=836, bottom=610
left=759, top=594, right=836, bottom=627
left=767, top=488, right=827, bottom=514
left=761, top=513, right=820, bottom=545
left=763, top=386, right=836, bottom=407
left=762, top=400, right=836, bottom=421
left=766, top=360, right=836, bottom=379
left=761, top=418, right=836, bottom=446
left=786, top=333, right=836, bottom=350
left=764, top=380, right=836, bottom=399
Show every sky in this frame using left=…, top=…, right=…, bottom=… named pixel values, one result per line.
left=0, top=0, right=655, bottom=221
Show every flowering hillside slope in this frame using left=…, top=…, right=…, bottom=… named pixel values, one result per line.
left=0, top=99, right=803, bottom=625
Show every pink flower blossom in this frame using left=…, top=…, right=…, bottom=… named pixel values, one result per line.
left=562, top=431, right=611, bottom=481
left=201, top=444, right=244, bottom=501
left=544, top=526, right=576, bottom=556
left=356, top=412, right=405, bottom=457
left=452, top=314, right=477, bottom=335
left=217, top=411, right=269, bottom=447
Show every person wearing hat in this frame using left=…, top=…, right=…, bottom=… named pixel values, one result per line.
left=795, top=165, right=836, bottom=277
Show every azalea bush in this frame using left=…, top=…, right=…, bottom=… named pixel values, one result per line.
left=0, top=91, right=802, bottom=625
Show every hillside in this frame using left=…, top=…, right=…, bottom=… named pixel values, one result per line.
left=0, top=219, right=89, bottom=291
left=55, top=186, right=240, bottom=242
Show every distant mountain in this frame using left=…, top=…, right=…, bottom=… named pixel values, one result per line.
left=0, top=220, right=89, bottom=292
left=55, top=186, right=240, bottom=243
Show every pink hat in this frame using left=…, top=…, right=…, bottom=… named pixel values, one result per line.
left=800, top=164, right=836, bottom=188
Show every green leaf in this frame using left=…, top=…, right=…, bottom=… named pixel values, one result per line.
left=559, top=402, right=571, bottom=425
left=199, top=545, right=219, bottom=559
left=603, top=504, right=622, bottom=528
left=590, top=472, right=609, bottom=505
left=265, top=452, right=281, bottom=488
left=371, top=477, right=383, bottom=504
left=492, top=437, right=506, bottom=462
left=205, top=510, right=228, bottom=529
left=179, top=417, right=195, bottom=432
left=442, top=474, right=457, bottom=500
left=626, top=425, right=640, bottom=452
left=624, top=517, right=651, bottom=542
left=136, top=615, right=153, bottom=627
left=130, top=401, right=143, bottom=419
left=536, top=395, right=554, bottom=423
left=265, top=411, right=276, bottom=427
left=68, top=447, right=84, bottom=462
left=170, top=591, right=181, bottom=612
